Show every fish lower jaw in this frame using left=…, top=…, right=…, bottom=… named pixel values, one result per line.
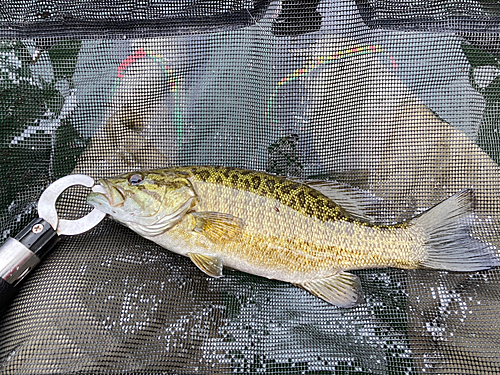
left=92, top=184, right=108, bottom=196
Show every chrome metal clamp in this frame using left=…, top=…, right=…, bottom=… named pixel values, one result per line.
left=0, top=175, right=106, bottom=313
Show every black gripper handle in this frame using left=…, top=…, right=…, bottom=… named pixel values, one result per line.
left=0, top=277, right=17, bottom=316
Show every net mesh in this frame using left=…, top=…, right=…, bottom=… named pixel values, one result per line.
left=2, top=0, right=500, bottom=373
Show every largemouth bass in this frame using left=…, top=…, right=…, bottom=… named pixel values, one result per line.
left=87, top=166, right=499, bottom=307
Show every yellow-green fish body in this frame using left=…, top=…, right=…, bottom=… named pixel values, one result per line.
left=87, top=166, right=498, bottom=307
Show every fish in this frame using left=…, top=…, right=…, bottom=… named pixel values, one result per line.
left=86, top=166, right=499, bottom=308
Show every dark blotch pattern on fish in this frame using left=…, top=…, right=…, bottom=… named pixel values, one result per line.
left=242, top=178, right=251, bottom=191
left=231, top=173, right=240, bottom=185
left=251, top=176, right=261, bottom=191
left=196, top=169, right=211, bottom=182
left=265, top=178, right=276, bottom=194
left=167, top=166, right=348, bottom=222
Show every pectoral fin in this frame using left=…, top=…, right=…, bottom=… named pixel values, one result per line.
left=297, top=272, right=363, bottom=308
left=188, top=253, right=223, bottom=278
left=192, top=211, right=244, bottom=244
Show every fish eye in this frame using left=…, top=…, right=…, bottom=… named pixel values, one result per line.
left=128, top=174, right=143, bottom=185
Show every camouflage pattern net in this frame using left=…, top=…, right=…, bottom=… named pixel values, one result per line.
left=2, top=0, right=500, bottom=373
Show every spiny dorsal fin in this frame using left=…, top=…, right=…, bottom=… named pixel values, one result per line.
left=297, top=272, right=364, bottom=308
left=302, top=180, right=377, bottom=222
left=188, top=253, right=223, bottom=278
left=192, top=211, right=244, bottom=244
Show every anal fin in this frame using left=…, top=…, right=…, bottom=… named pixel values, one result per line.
left=188, top=253, right=223, bottom=278
left=297, top=272, right=363, bottom=308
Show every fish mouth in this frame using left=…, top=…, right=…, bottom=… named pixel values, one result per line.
left=90, top=180, right=126, bottom=208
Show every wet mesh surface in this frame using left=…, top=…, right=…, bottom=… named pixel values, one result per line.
left=2, top=0, right=500, bottom=373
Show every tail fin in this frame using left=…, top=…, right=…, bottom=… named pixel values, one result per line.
left=411, top=189, right=499, bottom=272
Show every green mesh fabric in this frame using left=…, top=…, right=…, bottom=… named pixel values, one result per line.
left=1, top=0, right=500, bottom=373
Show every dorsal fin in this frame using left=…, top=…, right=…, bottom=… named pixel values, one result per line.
left=303, top=179, right=377, bottom=222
